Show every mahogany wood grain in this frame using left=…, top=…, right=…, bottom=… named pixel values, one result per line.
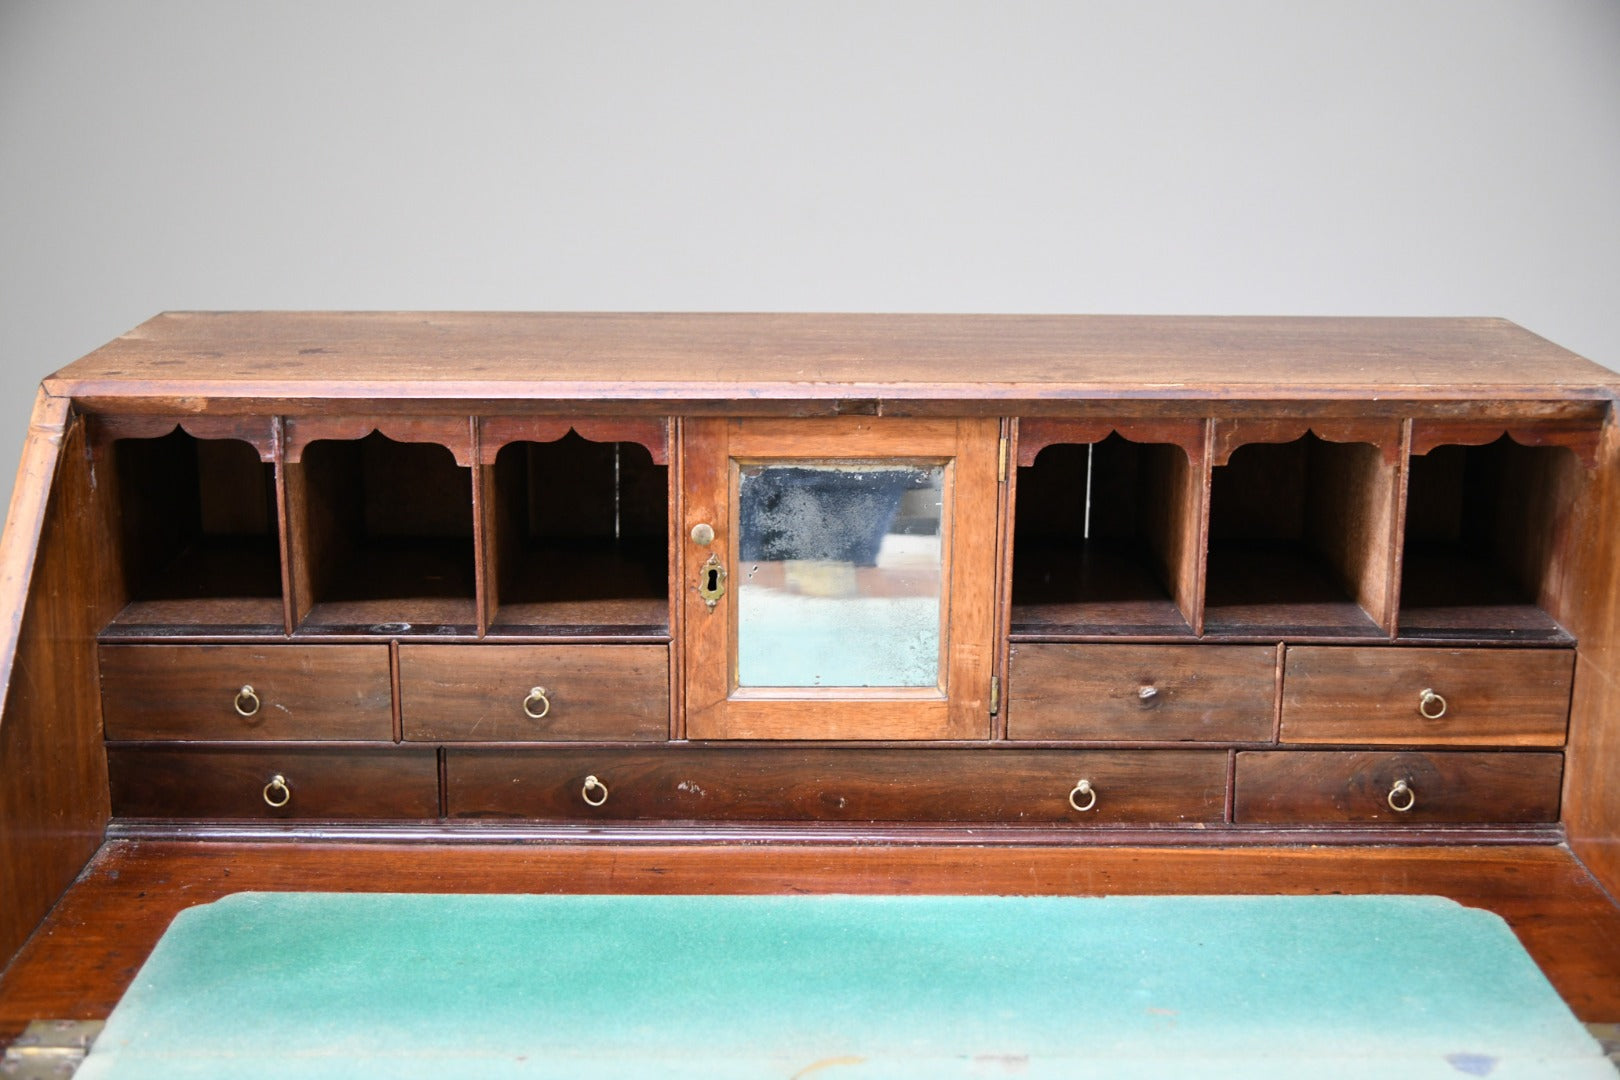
left=478, top=417, right=670, bottom=464
left=47, top=314, right=1620, bottom=410
left=2, top=840, right=1618, bottom=1038
left=447, top=747, right=1228, bottom=824
left=89, top=414, right=278, bottom=460
left=284, top=415, right=476, bottom=466
left=1212, top=418, right=1403, bottom=468
left=0, top=397, right=120, bottom=967
left=1411, top=417, right=1604, bottom=467
left=1280, top=646, right=1574, bottom=746
left=1234, top=750, right=1564, bottom=825
left=397, top=643, right=667, bottom=742
left=107, top=746, right=439, bottom=819
left=1006, top=644, right=1276, bottom=742
left=100, top=644, right=393, bottom=741
left=1015, top=418, right=1205, bottom=466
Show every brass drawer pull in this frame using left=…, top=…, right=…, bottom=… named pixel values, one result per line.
left=1069, top=778, right=1097, bottom=813
left=234, top=685, right=261, bottom=717
left=262, top=773, right=291, bottom=808
left=1388, top=778, right=1416, bottom=813
left=582, top=774, right=609, bottom=807
left=1418, top=688, right=1447, bottom=720
left=522, top=686, right=552, bottom=720
left=1137, top=685, right=1159, bottom=704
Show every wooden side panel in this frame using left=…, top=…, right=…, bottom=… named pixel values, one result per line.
left=1309, top=439, right=1400, bottom=632
left=0, top=393, right=120, bottom=966
left=447, top=748, right=1229, bottom=824
left=1007, top=644, right=1275, bottom=742
left=398, top=644, right=668, bottom=742
left=1280, top=646, right=1574, bottom=747
left=1564, top=405, right=1620, bottom=890
left=100, top=644, right=393, bottom=741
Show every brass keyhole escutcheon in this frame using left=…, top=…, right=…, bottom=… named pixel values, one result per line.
left=698, top=553, right=727, bottom=609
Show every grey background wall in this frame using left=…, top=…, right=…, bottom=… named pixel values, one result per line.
left=2, top=1, right=1617, bottom=512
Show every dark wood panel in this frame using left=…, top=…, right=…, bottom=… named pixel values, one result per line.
left=1234, top=750, right=1563, bottom=825
left=108, top=747, right=439, bottom=819
left=398, top=644, right=668, bottom=742
left=1007, top=644, right=1275, bottom=741
left=447, top=748, right=1228, bottom=825
left=0, top=398, right=120, bottom=968
left=100, top=644, right=393, bottom=741
left=1280, top=646, right=1573, bottom=746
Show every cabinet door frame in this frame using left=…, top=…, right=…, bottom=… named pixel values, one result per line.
left=683, top=417, right=999, bottom=740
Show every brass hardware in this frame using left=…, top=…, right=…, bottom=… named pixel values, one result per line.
left=1069, top=778, right=1097, bottom=813
left=1418, top=688, right=1447, bottom=720
left=234, top=684, right=261, bottom=717
left=1388, top=778, right=1416, bottom=813
left=1138, top=685, right=1159, bottom=703
left=262, top=774, right=291, bottom=808
left=522, top=686, right=551, bottom=720
left=997, top=435, right=1009, bottom=482
left=0, top=1019, right=104, bottom=1078
left=582, top=774, right=609, bottom=807
left=690, top=522, right=715, bottom=546
left=989, top=675, right=1000, bottom=716
left=698, top=553, right=727, bottom=608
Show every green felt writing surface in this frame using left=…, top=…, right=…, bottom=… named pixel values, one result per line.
left=77, top=893, right=1612, bottom=1079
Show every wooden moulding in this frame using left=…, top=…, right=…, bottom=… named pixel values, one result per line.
left=477, top=417, right=670, bottom=465
left=1015, top=418, right=1206, bottom=468
left=88, top=414, right=279, bottom=462
left=283, top=416, right=476, bottom=466
left=1410, top=417, right=1604, bottom=467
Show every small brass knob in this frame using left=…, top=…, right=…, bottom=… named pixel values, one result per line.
left=522, top=686, right=551, bottom=720
left=1388, top=778, right=1416, bottom=813
left=234, top=685, right=261, bottom=717
left=1069, top=778, right=1097, bottom=813
left=690, top=522, right=715, bottom=546
left=1137, top=685, right=1159, bottom=703
left=582, top=774, right=609, bottom=807
left=262, top=774, right=291, bottom=808
left=1418, top=688, right=1447, bottom=720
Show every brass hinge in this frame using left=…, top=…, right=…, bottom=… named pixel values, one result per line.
left=989, top=675, right=1001, bottom=716
left=1, top=1020, right=103, bottom=1078
left=997, top=436, right=1009, bottom=483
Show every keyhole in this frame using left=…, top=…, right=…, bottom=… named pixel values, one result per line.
left=706, top=568, right=719, bottom=592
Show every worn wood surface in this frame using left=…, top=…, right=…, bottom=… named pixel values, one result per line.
left=398, top=643, right=668, bottom=741
left=0, top=397, right=119, bottom=968
left=1007, top=644, right=1276, bottom=742
left=100, top=644, right=393, bottom=741
left=1, top=840, right=1618, bottom=1038
left=1279, top=646, right=1574, bottom=746
left=47, top=314, right=1620, bottom=408
left=447, top=747, right=1228, bottom=824
left=107, top=746, right=439, bottom=819
left=1234, top=750, right=1564, bottom=825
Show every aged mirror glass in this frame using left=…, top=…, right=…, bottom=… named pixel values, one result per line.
left=735, top=462, right=945, bottom=687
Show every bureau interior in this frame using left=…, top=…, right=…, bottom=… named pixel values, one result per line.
left=105, top=428, right=283, bottom=634
left=1399, top=436, right=1580, bottom=642
left=1010, top=432, right=1198, bottom=637
left=289, top=433, right=477, bottom=633
left=1205, top=433, right=1393, bottom=637
left=486, top=432, right=669, bottom=636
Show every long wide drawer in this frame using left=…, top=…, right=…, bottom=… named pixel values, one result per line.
left=100, top=644, right=393, bottom=741
left=398, top=644, right=668, bottom=742
left=1233, top=750, right=1563, bottom=825
left=1007, top=644, right=1276, bottom=741
left=1279, top=646, right=1573, bottom=746
left=446, top=748, right=1228, bottom=824
left=108, top=746, right=440, bottom=819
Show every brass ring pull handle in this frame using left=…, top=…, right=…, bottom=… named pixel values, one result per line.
left=582, top=774, right=609, bottom=807
left=262, top=774, right=291, bottom=808
left=1388, top=778, right=1416, bottom=813
left=1069, top=779, right=1097, bottom=813
left=234, top=685, right=261, bottom=717
left=522, top=686, right=552, bottom=720
left=1418, top=688, right=1447, bottom=720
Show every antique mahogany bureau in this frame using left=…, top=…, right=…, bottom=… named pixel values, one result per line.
left=2, top=312, right=1620, bottom=1017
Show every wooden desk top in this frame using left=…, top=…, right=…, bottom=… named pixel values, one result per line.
left=46, top=312, right=1620, bottom=409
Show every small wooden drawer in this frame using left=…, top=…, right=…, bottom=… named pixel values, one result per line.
left=447, top=747, right=1228, bottom=824
left=100, top=644, right=393, bottom=741
left=1279, top=646, right=1573, bottom=746
left=1233, top=750, right=1563, bottom=825
left=398, top=644, right=667, bottom=742
left=1007, top=644, right=1276, bottom=741
left=107, top=746, right=440, bottom=819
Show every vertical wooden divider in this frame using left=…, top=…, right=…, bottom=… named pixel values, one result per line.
left=281, top=425, right=315, bottom=631
left=470, top=417, right=488, bottom=638
left=993, top=417, right=1017, bottom=741
left=1191, top=419, right=1215, bottom=636
left=669, top=417, right=685, bottom=741
left=1385, top=420, right=1415, bottom=640
left=272, top=417, right=296, bottom=636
